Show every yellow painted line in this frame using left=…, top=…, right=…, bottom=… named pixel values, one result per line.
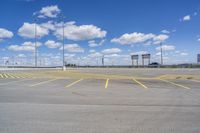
left=132, top=78, right=148, bottom=90
left=0, top=74, right=3, bottom=78
left=30, top=78, right=58, bottom=87
left=65, top=79, right=83, bottom=88
left=3, top=74, right=9, bottom=78
left=105, top=79, right=109, bottom=89
left=191, top=79, right=200, bottom=83
left=7, top=73, right=16, bottom=78
left=159, top=79, right=191, bottom=89
left=0, top=79, right=33, bottom=86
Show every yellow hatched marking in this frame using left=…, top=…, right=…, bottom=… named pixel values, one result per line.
left=159, top=79, right=191, bottom=89
left=3, top=74, right=9, bottom=78
left=30, top=78, right=58, bottom=87
left=7, top=74, right=15, bottom=78
left=65, top=79, right=83, bottom=88
left=132, top=78, right=148, bottom=90
left=0, top=74, right=3, bottom=78
left=105, top=79, right=109, bottom=89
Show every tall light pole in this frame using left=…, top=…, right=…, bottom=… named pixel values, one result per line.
left=59, top=15, right=66, bottom=71
left=34, top=18, right=37, bottom=67
left=160, top=42, right=163, bottom=65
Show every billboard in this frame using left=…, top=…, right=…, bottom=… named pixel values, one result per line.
left=131, top=55, right=139, bottom=60
left=142, top=54, right=151, bottom=59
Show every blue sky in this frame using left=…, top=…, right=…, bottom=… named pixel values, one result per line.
left=0, top=0, right=200, bottom=66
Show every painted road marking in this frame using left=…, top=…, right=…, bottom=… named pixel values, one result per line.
left=0, top=79, right=33, bottom=86
left=65, top=79, right=83, bottom=88
left=30, top=78, right=58, bottom=87
left=6, top=73, right=15, bottom=78
left=191, top=79, right=200, bottom=83
left=132, top=78, right=148, bottom=90
left=0, top=74, right=3, bottom=78
left=105, top=79, right=109, bottom=89
left=159, top=79, right=191, bottom=89
left=3, top=74, right=9, bottom=78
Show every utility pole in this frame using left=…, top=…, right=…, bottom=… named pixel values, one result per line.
left=34, top=19, right=37, bottom=67
left=160, top=42, right=163, bottom=65
left=59, top=15, right=66, bottom=71
left=102, top=55, right=104, bottom=66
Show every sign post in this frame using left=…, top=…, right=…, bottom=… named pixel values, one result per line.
left=131, top=55, right=139, bottom=67
left=142, top=54, right=151, bottom=66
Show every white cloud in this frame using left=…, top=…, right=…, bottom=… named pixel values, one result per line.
left=8, top=41, right=42, bottom=52
left=111, top=32, right=169, bottom=45
left=102, top=48, right=122, bottom=55
left=156, top=45, right=175, bottom=51
left=88, top=52, right=103, bottom=58
left=54, top=22, right=107, bottom=41
left=111, top=32, right=155, bottom=45
left=37, top=5, right=60, bottom=18
left=153, top=34, right=169, bottom=44
left=161, top=30, right=170, bottom=34
left=88, top=39, right=105, bottom=47
left=89, top=49, right=96, bottom=53
left=40, top=21, right=55, bottom=31
left=182, top=15, right=191, bottom=21
left=180, top=52, right=188, bottom=56
left=44, top=40, right=61, bottom=48
left=60, top=44, right=84, bottom=53
left=0, top=28, right=13, bottom=39
left=130, top=51, right=148, bottom=55
left=18, top=22, right=49, bottom=38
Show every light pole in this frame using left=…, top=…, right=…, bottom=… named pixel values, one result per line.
left=59, top=15, right=66, bottom=71
left=160, top=42, right=163, bottom=65
left=34, top=18, right=37, bottom=67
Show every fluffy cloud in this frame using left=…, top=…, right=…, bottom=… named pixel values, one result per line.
left=44, top=40, right=61, bottom=48
left=60, top=44, right=84, bottom=53
left=182, top=15, right=191, bottom=21
left=111, top=32, right=155, bottom=45
left=153, top=34, right=169, bottom=44
left=0, top=28, right=13, bottom=39
left=36, top=5, right=60, bottom=18
left=88, top=39, right=105, bottom=47
left=161, top=30, right=170, bottom=34
left=156, top=45, right=175, bottom=51
left=111, top=32, right=169, bottom=45
left=102, top=48, right=122, bottom=55
left=180, top=52, right=188, bottom=56
left=18, top=22, right=49, bottom=38
left=130, top=51, right=148, bottom=55
left=8, top=41, right=42, bottom=52
left=54, top=22, right=107, bottom=41
left=88, top=52, right=103, bottom=58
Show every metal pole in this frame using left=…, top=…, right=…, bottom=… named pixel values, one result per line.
left=34, top=19, right=37, bottom=67
left=160, top=42, right=163, bottom=65
left=60, top=15, right=66, bottom=71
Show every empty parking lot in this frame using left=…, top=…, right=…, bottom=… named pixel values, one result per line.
left=0, top=68, right=200, bottom=133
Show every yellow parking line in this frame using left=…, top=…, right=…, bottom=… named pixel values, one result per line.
left=0, top=74, right=3, bottom=78
left=159, top=79, right=191, bottom=89
left=65, top=79, right=83, bottom=88
left=191, top=79, right=200, bottom=83
left=132, top=78, right=148, bottom=90
left=105, top=79, right=109, bottom=89
left=0, top=79, right=33, bottom=86
left=3, top=74, right=9, bottom=78
left=30, top=78, right=58, bottom=87
left=7, top=73, right=16, bottom=78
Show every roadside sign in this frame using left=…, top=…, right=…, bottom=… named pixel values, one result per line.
left=131, top=55, right=139, bottom=60
left=198, top=54, right=200, bottom=63
left=142, top=54, right=151, bottom=59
